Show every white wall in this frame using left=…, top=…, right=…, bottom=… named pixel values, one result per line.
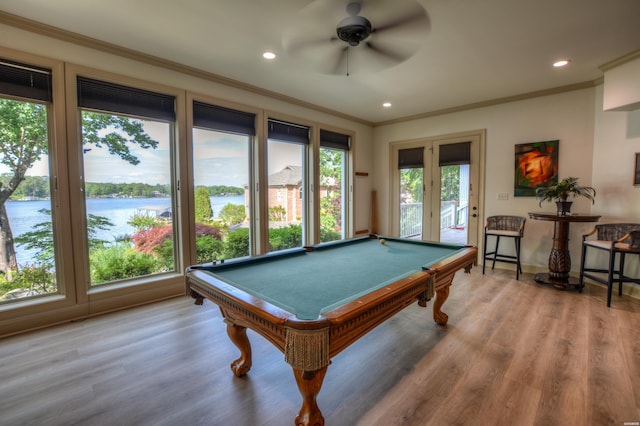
left=593, top=85, right=640, bottom=219
left=603, top=57, right=640, bottom=111
left=374, top=88, right=598, bottom=273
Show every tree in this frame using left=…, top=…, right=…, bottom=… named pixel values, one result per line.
left=441, top=165, right=460, bottom=202
left=15, top=209, right=115, bottom=268
left=219, top=203, right=245, bottom=225
left=0, top=100, right=47, bottom=274
left=269, top=205, right=286, bottom=221
left=194, top=186, right=213, bottom=223
left=400, top=168, right=424, bottom=203
left=127, top=212, right=161, bottom=231
left=319, top=148, right=343, bottom=241
left=0, top=98, right=159, bottom=274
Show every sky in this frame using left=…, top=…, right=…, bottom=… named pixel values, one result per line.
left=84, top=120, right=173, bottom=185
left=5, top=119, right=300, bottom=188
left=193, top=128, right=250, bottom=188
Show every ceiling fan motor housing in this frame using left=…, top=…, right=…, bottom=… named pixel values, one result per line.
left=336, top=15, right=372, bottom=46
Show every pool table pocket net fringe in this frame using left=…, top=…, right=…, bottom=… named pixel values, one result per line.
left=285, top=327, right=330, bottom=370
left=425, top=274, right=435, bottom=301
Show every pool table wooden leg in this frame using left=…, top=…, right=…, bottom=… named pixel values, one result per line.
left=433, top=286, right=450, bottom=326
left=293, top=367, right=328, bottom=426
left=225, top=321, right=252, bottom=377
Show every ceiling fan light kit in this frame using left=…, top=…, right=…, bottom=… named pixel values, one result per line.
left=337, top=15, right=373, bottom=46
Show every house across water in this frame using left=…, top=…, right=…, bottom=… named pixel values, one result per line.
left=136, top=206, right=172, bottom=221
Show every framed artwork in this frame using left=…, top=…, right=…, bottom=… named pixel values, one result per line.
left=635, top=152, right=640, bottom=186
left=514, top=140, right=559, bottom=197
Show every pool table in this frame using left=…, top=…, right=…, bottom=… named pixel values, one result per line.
left=185, top=236, right=477, bottom=425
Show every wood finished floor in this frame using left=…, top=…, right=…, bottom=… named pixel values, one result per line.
left=1, top=269, right=639, bottom=426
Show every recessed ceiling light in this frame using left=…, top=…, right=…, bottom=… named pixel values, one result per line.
left=553, top=59, right=570, bottom=67
left=382, top=102, right=392, bottom=108
left=263, top=51, right=276, bottom=60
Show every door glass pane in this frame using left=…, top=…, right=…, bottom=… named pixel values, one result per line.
left=440, top=164, right=469, bottom=244
left=0, top=98, right=58, bottom=301
left=267, top=139, right=304, bottom=252
left=399, top=168, right=423, bottom=239
left=319, top=147, right=345, bottom=242
left=192, top=128, right=250, bottom=262
left=81, top=111, right=175, bottom=286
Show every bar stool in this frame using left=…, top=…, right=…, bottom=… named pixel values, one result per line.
left=483, top=215, right=526, bottom=280
left=579, top=223, right=640, bottom=307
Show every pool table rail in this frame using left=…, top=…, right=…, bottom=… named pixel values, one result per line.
left=186, top=267, right=435, bottom=368
left=321, top=269, right=434, bottom=357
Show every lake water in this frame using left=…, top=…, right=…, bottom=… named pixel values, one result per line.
left=6, top=195, right=245, bottom=265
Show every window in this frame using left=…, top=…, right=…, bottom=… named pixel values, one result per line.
left=192, top=101, right=254, bottom=261
left=0, top=50, right=358, bottom=336
left=398, top=147, right=424, bottom=239
left=319, top=129, right=350, bottom=242
left=0, top=59, right=59, bottom=302
left=439, top=142, right=471, bottom=244
left=77, top=77, right=177, bottom=286
left=267, top=119, right=309, bottom=252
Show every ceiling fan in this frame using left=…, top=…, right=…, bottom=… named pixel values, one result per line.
left=283, top=0, right=431, bottom=75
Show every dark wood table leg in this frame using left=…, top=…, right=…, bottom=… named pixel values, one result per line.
left=534, top=220, right=580, bottom=289
left=293, top=367, right=328, bottom=426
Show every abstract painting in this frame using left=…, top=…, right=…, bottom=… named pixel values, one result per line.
left=514, top=140, right=559, bottom=197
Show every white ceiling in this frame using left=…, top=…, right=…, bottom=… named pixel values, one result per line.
left=1, top=0, right=639, bottom=124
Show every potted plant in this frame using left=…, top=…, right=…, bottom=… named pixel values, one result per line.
left=535, top=177, right=596, bottom=215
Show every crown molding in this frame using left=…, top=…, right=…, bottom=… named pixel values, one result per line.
left=374, top=79, right=603, bottom=127
left=599, top=48, right=640, bottom=72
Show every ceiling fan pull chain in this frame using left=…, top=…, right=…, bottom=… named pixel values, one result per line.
left=346, top=49, right=350, bottom=76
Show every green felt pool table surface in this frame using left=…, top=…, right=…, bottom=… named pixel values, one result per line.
left=188, top=236, right=467, bottom=320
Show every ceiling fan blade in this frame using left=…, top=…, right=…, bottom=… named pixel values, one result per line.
left=372, top=7, right=429, bottom=34
left=365, top=41, right=411, bottom=63
left=285, top=36, right=338, bottom=55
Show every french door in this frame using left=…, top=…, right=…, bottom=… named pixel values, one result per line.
left=391, top=131, right=483, bottom=246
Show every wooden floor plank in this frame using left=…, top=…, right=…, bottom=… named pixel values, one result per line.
left=1, top=268, right=639, bottom=425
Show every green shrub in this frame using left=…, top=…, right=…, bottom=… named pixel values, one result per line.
left=154, top=239, right=175, bottom=271
left=269, top=224, right=302, bottom=251
left=320, top=227, right=341, bottom=243
left=0, top=265, right=57, bottom=299
left=225, top=228, right=250, bottom=259
left=0, top=274, right=14, bottom=296
left=91, top=243, right=159, bottom=284
left=196, top=235, right=225, bottom=264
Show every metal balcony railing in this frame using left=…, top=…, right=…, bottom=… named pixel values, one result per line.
left=400, top=201, right=468, bottom=239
